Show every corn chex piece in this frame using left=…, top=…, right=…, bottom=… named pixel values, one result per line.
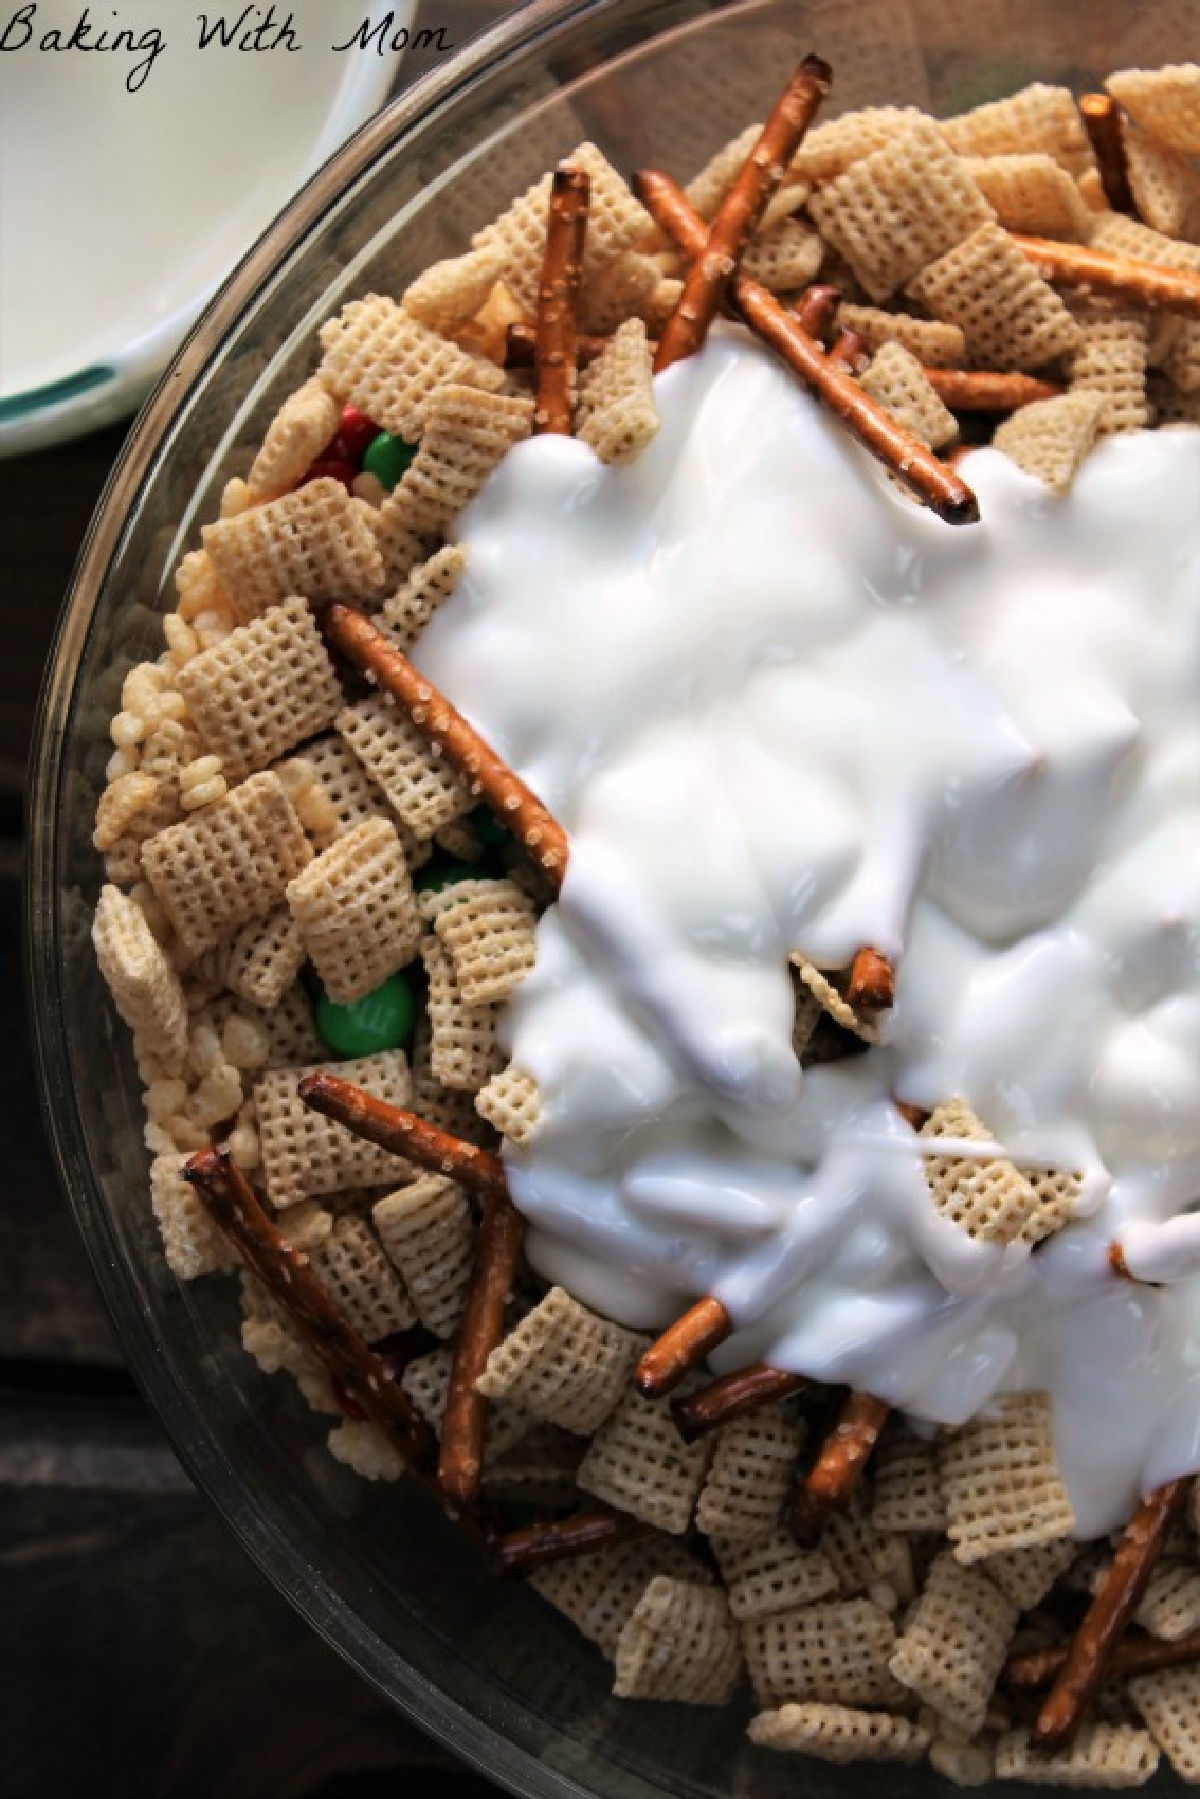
left=1134, top=1559, right=1200, bottom=1640
left=1129, top=1664, right=1200, bottom=1781
left=1108, top=64, right=1200, bottom=157
left=963, top=153, right=1094, bottom=242
left=1022, top=1167, right=1084, bottom=1247
left=993, top=391, right=1105, bottom=496
left=327, top=1418, right=405, bottom=1482
left=474, top=1064, right=541, bottom=1147
left=789, top=954, right=879, bottom=1042
left=938, top=1392, right=1075, bottom=1563
left=379, top=384, right=533, bottom=540
left=994, top=1723, right=1159, bottom=1787
left=401, top=1345, right=529, bottom=1459
left=476, top=1286, right=643, bottom=1434
left=888, top=1551, right=1017, bottom=1735
left=576, top=1381, right=715, bottom=1534
left=742, top=217, right=824, bottom=292
left=92, top=884, right=189, bottom=1071
left=247, top=377, right=340, bottom=498
left=579, top=250, right=661, bottom=336
left=859, top=342, right=958, bottom=449
left=613, top=1576, right=743, bottom=1705
left=871, top=1423, right=947, bottom=1534
left=713, top=1525, right=841, bottom=1622
left=695, top=1403, right=806, bottom=1543
left=317, top=297, right=504, bottom=440
left=793, top=106, right=929, bottom=183
left=286, top=817, right=419, bottom=1005
left=372, top=1175, right=474, bottom=1340
left=472, top=141, right=654, bottom=316
left=254, top=1049, right=413, bottom=1209
left=337, top=694, right=472, bottom=842
left=748, top=1702, right=931, bottom=1763
left=820, top=1503, right=914, bottom=1604
left=807, top=120, right=994, bottom=303
left=420, top=934, right=503, bottom=1093
left=149, top=1152, right=238, bottom=1280
left=294, top=735, right=392, bottom=847
left=577, top=319, right=659, bottom=466
left=918, top=1098, right=1042, bottom=1246
left=175, top=597, right=343, bottom=781
left=201, top=479, right=383, bottom=622
left=836, top=303, right=967, bottom=368
left=907, top=223, right=1082, bottom=371
left=307, top=1211, right=415, bottom=1339
left=225, top=909, right=305, bottom=1012
left=370, top=501, right=435, bottom=594
left=529, top=1534, right=712, bottom=1660
left=378, top=544, right=468, bottom=656
left=1122, top=118, right=1200, bottom=241
left=1069, top=302, right=1151, bottom=436
left=743, top=1599, right=905, bottom=1710
left=982, top=1538, right=1076, bottom=1611
left=423, top=877, right=538, bottom=1007
left=685, top=123, right=761, bottom=217
left=401, top=247, right=507, bottom=334
left=261, top=984, right=324, bottom=1069
left=940, top=84, right=1094, bottom=177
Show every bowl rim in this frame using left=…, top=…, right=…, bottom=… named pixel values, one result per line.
left=24, top=4, right=678, bottom=1795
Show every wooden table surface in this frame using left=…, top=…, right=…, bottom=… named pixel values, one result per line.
left=1, top=11, right=516, bottom=1795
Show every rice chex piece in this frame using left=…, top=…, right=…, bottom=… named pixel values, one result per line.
left=380, top=384, right=533, bottom=539
left=742, top=218, right=824, bottom=292
left=743, top=1599, right=905, bottom=1709
left=685, top=123, right=762, bottom=217
left=919, top=1098, right=1043, bottom=1247
left=401, top=247, right=506, bottom=334
left=821, top=1504, right=914, bottom=1603
left=963, top=153, right=1094, bottom=241
left=1107, top=64, right=1200, bottom=157
left=247, top=377, right=339, bottom=498
left=176, top=596, right=343, bottom=781
left=993, top=391, right=1105, bottom=496
left=286, top=817, right=419, bottom=1005
left=871, top=1423, right=947, bottom=1534
left=475, top=1064, right=541, bottom=1147
left=472, top=141, right=654, bottom=315
left=713, top=1525, right=841, bottom=1622
left=201, top=479, right=384, bottom=622
left=576, top=1381, right=716, bottom=1534
left=858, top=341, right=958, bottom=449
left=141, top=772, right=312, bottom=957
left=793, top=106, right=929, bottom=182
left=317, top=296, right=504, bottom=440
left=371, top=503, right=435, bottom=594
left=1134, top=1559, right=1200, bottom=1640
left=1069, top=303, right=1150, bottom=436
left=93, top=884, right=189, bottom=1071
left=577, top=319, right=659, bottom=466
left=836, top=303, right=967, bottom=367
left=748, top=1703, right=930, bottom=1763
left=1089, top=215, right=1200, bottom=394
left=938, top=1392, right=1075, bottom=1563
left=372, top=1175, right=474, bottom=1340
left=578, top=250, right=662, bottom=336
left=1022, top=1167, right=1084, bottom=1247
left=888, top=1550, right=1017, bottom=1735
left=982, top=1538, right=1076, bottom=1611
left=425, top=877, right=538, bottom=1007
left=1128, top=1664, right=1200, bottom=1780
left=807, top=120, right=994, bottom=303
left=940, top=84, right=1095, bottom=177
left=225, top=909, right=305, bottom=1011
left=476, top=1286, right=643, bottom=1434
left=613, top=1577, right=743, bottom=1704
left=1122, top=118, right=1200, bottom=241
left=295, top=735, right=392, bottom=848
left=378, top=544, right=468, bottom=655
left=906, top=223, right=1082, bottom=371
left=150, top=1152, right=239, bottom=1279
left=408, top=1008, right=492, bottom=1144
left=696, top=1403, right=806, bottom=1543
left=327, top=1418, right=405, bottom=1482
left=420, top=934, right=503, bottom=1093
left=337, top=694, right=472, bottom=841
left=529, top=1534, right=712, bottom=1660
left=401, top=1345, right=528, bottom=1458
left=994, top=1723, right=1159, bottom=1787
left=254, top=1049, right=413, bottom=1209
left=261, top=983, right=324, bottom=1069
left=307, top=1211, right=415, bottom=1339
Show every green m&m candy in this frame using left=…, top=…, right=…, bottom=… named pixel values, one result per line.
left=469, top=802, right=509, bottom=848
left=362, top=430, right=417, bottom=491
left=315, top=973, right=415, bottom=1058
left=414, top=859, right=477, bottom=895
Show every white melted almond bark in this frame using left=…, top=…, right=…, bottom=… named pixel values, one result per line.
left=418, top=332, right=1200, bottom=1538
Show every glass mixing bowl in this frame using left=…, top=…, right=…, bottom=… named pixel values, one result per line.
left=27, top=1, right=1191, bottom=1794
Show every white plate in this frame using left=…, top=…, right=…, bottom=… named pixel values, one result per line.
left=0, top=0, right=405, bottom=455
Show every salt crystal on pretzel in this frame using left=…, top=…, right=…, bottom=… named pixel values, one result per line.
left=748, top=1703, right=930, bottom=1764
left=1079, top=94, right=1135, bottom=216
left=202, top=478, right=384, bottom=622
left=613, top=1576, right=744, bottom=1704
left=791, top=1391, right=891, bottom=1542
left=670, top=1362, right=810, bottom=1443
left=532, top=163, right=589, bottom=437
left=653, top=52, right=831, bottom=372
left=1107, top=64, right=1200, bottom=158
left=247, top=377, right=340, bottom=499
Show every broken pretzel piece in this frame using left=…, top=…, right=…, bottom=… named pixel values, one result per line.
left=533, top=163, right=590, bottom=436
left=671, top=1361, right=810, bottom=1443
left=636, top=1294, right=733, bottom=1399
left=924, top=369, right=1063, bottom=411
left=1079, top=93, right=1134, bottom=215
left=487, top=1506, right=653, bottom=1575
left=791, top=1390, right=891, bottom=1543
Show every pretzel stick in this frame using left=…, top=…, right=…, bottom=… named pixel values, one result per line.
left=182, top=1149, right=437, bottom=1469
left=633, top=171, right=979, bottom=525
left=508, top=320, right=613, bottom=370
left=439, top=1189, right=527, bottom=1511
left=324, top=604, right=569, bottom=883
left=924, top=368, right=1063, bottom=411
left=654, top=52, right=832, bottom=372
left=533, top=163, right=590, bottom=435
left=1109, top=1240, right=1136, bottom=1281
left=846, top=947, right=895, bottom=1012
left=1010, top=232, right=1200, bottom=319
left=671, top=1362, right=810, bottom=1442
left=635, top=1295, right=733, bottom=1398
left=827, top=324, right=868, bottom=375
left=298, top=1072, right=509, bottom=1202
left=895, top=1099, right=931, bottom=1130
left=487, top=1508, right=653, bottom=1574
left=791, top=1390, right=891, bottom=1541
left=1033, top=1477, right=1192, bottom=1750
left=1079, top=93, right=1134, bottom=215
left=1006, top=1626, right=1200, bottom=1694
left=794, top=282, right=842, bottom=342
